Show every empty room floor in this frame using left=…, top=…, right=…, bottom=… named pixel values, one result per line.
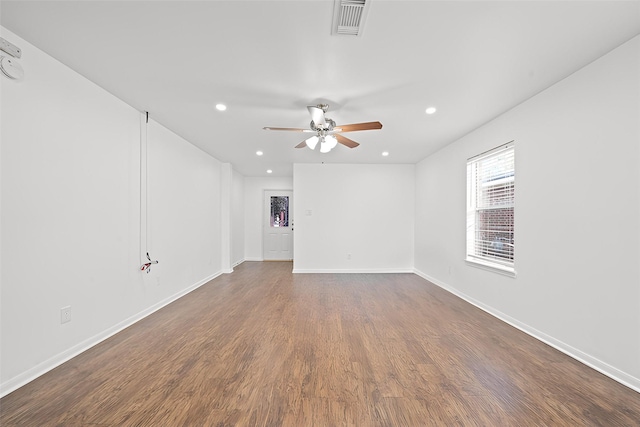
left=2, top=261, right=640, bottom=426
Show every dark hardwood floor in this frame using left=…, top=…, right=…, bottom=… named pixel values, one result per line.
left=2, top=261, right=640, bottom=426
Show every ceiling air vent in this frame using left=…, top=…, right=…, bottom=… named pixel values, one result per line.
left=332, top=0, right=370, bottom=36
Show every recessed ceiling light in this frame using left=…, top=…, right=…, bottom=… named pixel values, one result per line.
left=266, top=169, right=273, bottom=174
left=382, top=151, right=389, bottom=157
left=425, top=107, right=437, bottom=115
left=256, top=151, right=263, bottom=156
left=215, top=103, right=227, bottom=111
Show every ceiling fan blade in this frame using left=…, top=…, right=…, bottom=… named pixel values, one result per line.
left=307, top=105, right=326, bottom=127
left=335, top=134, right=360, bottom=148
left=335, top=121, right=383, bottom=132
left=263, top=126, right=314, bottom=132
left=295, top=141, right=307, bottom=148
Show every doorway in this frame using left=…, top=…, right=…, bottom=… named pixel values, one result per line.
left=263, top=190, right=293, bottom=260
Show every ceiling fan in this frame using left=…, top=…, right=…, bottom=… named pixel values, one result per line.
left=263, top=104, right=382, bottom=153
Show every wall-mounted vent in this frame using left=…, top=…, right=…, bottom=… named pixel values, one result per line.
left=332, top=0, right=370, bottom=36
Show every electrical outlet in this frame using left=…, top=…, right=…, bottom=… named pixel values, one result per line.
left=60, top=306, right=71, bottom=324
left=347, top=253, right=352, bottom=260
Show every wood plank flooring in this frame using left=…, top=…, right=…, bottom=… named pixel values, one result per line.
left=2, top=261, right=640, bottom=426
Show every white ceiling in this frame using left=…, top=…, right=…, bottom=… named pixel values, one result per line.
left=2, top=1, right=639, bottom=176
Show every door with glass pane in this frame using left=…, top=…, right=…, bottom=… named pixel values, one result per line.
left=263, top=190, right=293, bottom=260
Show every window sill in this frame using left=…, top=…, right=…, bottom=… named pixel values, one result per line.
left=465, top=257, right=517, bottom=278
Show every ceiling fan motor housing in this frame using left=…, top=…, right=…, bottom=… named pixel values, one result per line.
left=310, top=118, right=336, bottom=133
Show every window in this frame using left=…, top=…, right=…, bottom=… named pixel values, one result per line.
left=466, top=142, right=515, bottom=276
left=270, top=196, right=289, bottom=227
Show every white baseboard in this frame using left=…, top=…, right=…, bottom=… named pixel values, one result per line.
left=413, top=269, right=640, bottom=394
left=292, top=268, right=414, bottom=274
left=244, top=257, right=263, bottom=262
left=0, top=271, right=223, bottom=398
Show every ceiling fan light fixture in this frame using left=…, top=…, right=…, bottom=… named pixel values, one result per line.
left=305, top=135, right=319, bottom=150
left=319, top=135, right=338, bottom=153
left=325, top=135, right=338, bottom=149
left=319, top=137, right=331, bottom=153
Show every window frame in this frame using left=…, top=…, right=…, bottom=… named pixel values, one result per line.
left=466, top=141, right=516, bottom=277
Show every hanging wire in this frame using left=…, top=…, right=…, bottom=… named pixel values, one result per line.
left=140, top=111, right=158, bottom=273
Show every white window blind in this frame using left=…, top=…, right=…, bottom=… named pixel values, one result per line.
left=466, top=142, right=515, bottom=275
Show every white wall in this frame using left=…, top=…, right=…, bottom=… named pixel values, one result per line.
left=147, top=120, right=222, bottom=288
left=294, top=164, right=415, bottom=272
left=0, top=28, right=223, bottom=395
left=415, top=35, right=640, bottom=390
left=243, top=176, right=293, bottom=261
